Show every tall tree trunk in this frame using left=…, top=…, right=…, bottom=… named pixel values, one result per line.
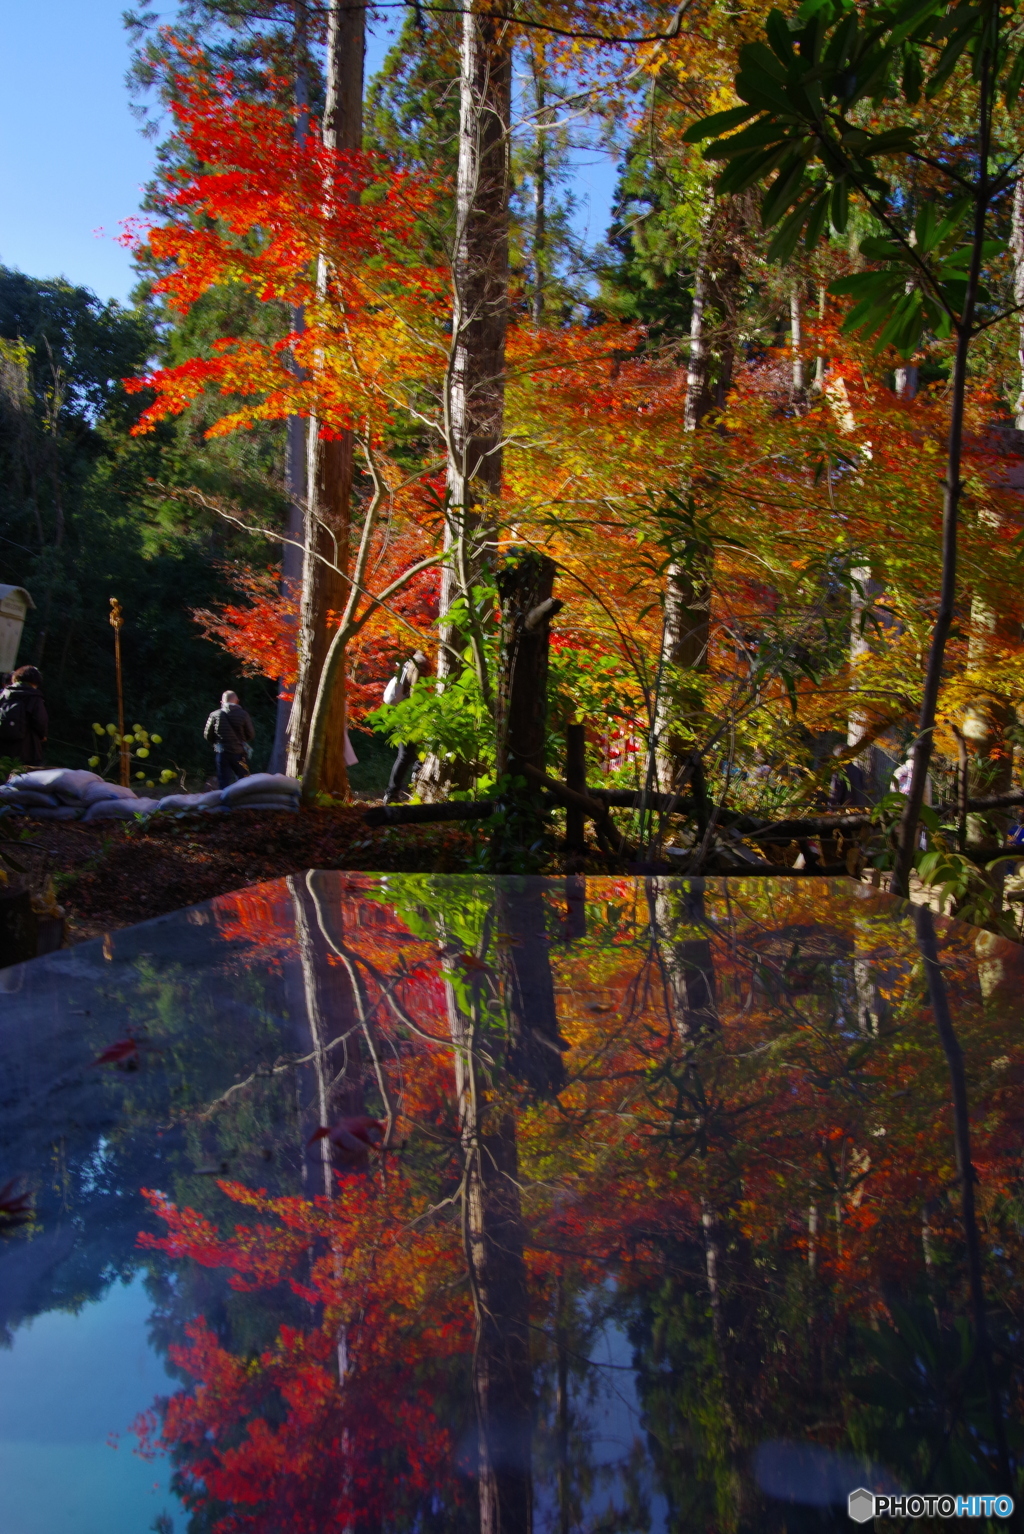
left=845, top=563, right=875, bottom=806
left=652, top=878, right=720, bottom=1041
left=962, top=514, right=1015, bottom=850
left=444, top=927, right=534, bottom=1534
left=289, top=873, right=363, bottom=1198
left=443, top=0, right=511, bottom=621
left=1012, top=175, right=1024, bottom=430
left=500, top=878, right=565, bottom=1100
left=273, top=402, right=307, bottom=772
left=813, top=283, right=826, bottom=389
left=420, top=3, right=511, bottom=800
left=790, top=283, right=804, bottom=398
left=270, top=7, right=311, bottom=773
left=891, top=33, right=1000, bottom=895
left=894, top=360, right=919, bottom=399
left=895, top=283, right=919, bottom=400
left=286, top=0, right=365, bottom=794
left=530, top=42, right=548, bottom=326
left=654, top=204, right=734, bottom=793
left=959, top=170, right=1024, bottom=845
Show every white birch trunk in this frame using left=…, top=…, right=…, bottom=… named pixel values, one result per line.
left=1012, top=175, right=1024, bottom=429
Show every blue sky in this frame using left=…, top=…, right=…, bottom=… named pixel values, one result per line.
left=0, top=0, right=155, bottom=304
left=0, top=0, right=617, bottom=308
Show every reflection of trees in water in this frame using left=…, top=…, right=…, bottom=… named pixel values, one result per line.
left=0, top=917, right=303, bottom=1346
left=439, top=877, right=568, bottom=1534
left=16, top=874, right=1018, bottom=1528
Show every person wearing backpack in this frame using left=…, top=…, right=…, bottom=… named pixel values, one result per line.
left=382, top=650, right=429, bottom=804
left=203, top=690, right=255, bottom=788
left=0, top=665, right=48, bottom=766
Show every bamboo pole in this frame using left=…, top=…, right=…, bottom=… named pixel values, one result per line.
left=109, top=598, right=129, bottom=788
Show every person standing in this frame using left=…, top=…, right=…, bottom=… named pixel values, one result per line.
left=382, top=650, right=430, bottom=804
left=204, top=690, right=255, bottom=788
left=0, top=665, right=48, bottom=766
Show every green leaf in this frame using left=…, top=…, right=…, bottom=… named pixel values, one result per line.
left=858, top=234, right=910, bottom=262
left=766, top=9, right=797, bottom=65
left=715, top=141, right=793, bottom=196
left=877, top=289, right=924, bottom=356
left=803, top=190, right=833, bottom=250
left=737, top=38, right=792, bottom=87
left=902, top=44, right=923, bottom=101
left=918, top=803, right=941, bottom=833
left=888, top=0, right=944, bottom=50
left=864, top=126, right=918, bottom=155
left=1003, top=44, right=1024, bottom=106
left=830, top=270, right=904, bottom=298
left=735, top=68, right=804, bottom=118
left=917, top=850, right=943, bottom=881
left=822, top=11, right=861, bottom=74
left=681, top=104, right=759, bottom=144
left=913, top=200, right=937, bottom=251
left=767, top=192, right=816, bottom=262
left=762, top=154, right=812, bottom=226
left=830, top=178, right=849, bottom=232
left=704, top=117, right=793, bottom=156
left=926, top=24, right=975, bottom=98
left=795, top=0, right=837, bottom=23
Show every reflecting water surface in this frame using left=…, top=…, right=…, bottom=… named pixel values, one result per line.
left=1, top=873, right=1022, bottom=1533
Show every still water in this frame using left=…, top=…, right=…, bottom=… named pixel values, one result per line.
left=0, top=873, right=1021, bottom=1532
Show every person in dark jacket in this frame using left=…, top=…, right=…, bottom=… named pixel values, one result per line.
left=382, top=650, right=430, bottom=804
left=204, top=690, right=255, bottom=788
left=0, top=665, right=48, bottom=766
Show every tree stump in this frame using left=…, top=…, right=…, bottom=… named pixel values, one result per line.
left=492, top=549, right=562, bottom=868
left=495, top=549, right=561, bottom=779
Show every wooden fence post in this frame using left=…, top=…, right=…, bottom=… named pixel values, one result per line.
left=565, top=723, right=586, bottom=852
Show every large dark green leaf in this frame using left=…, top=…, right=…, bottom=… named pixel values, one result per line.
left=715, top=142, right=795, bottom=197
left=761, top=154, right=813, bottom=226
left=680, top=105, right=758, bottom=144
left=735, top=68, right=802, bottom=117
left=702, top=118, right=794, bottom=158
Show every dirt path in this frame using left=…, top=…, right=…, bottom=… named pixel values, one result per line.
left=21, top=808, right=482, bottom=943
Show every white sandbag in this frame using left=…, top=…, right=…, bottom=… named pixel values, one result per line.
left=221, top=773, right=300, bottom=806
left=79, top=780, right=138, bottom=806
left=155, top=791, right=224, bottom=812
left=27, top=805, right=82, bottom=821
left=82, top=797, right=160, bottom=823
left=0, top=786, right=60, bottom=808
left=8, top=768, right=106, bottom=804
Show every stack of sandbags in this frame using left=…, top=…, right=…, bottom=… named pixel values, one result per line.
left=80, top=780, right=139, bottom=808
left=220, top=773, right=301, bottom=812
left=1, top=769, right=135, bottom=821
left=82, top=794, right=161, bottom=823
left=0, top=768, right=162, bottom=823
left=1, top=767, right=302, bottom=823
left=154, top=790, right=225, bottom=813
left=0, top=781, right=63, bottom=816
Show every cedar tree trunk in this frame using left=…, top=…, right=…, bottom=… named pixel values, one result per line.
left=287, top=0, right=365, bottom=793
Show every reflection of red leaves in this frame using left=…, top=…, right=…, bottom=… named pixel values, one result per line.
left=135, top=1176, right=471, bottom=1527
left=93, top=1038, right=140, bottom=1070
left=455, top=952, right=489, bottom=974
left=0, top=1178, right=33, bottom=1232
